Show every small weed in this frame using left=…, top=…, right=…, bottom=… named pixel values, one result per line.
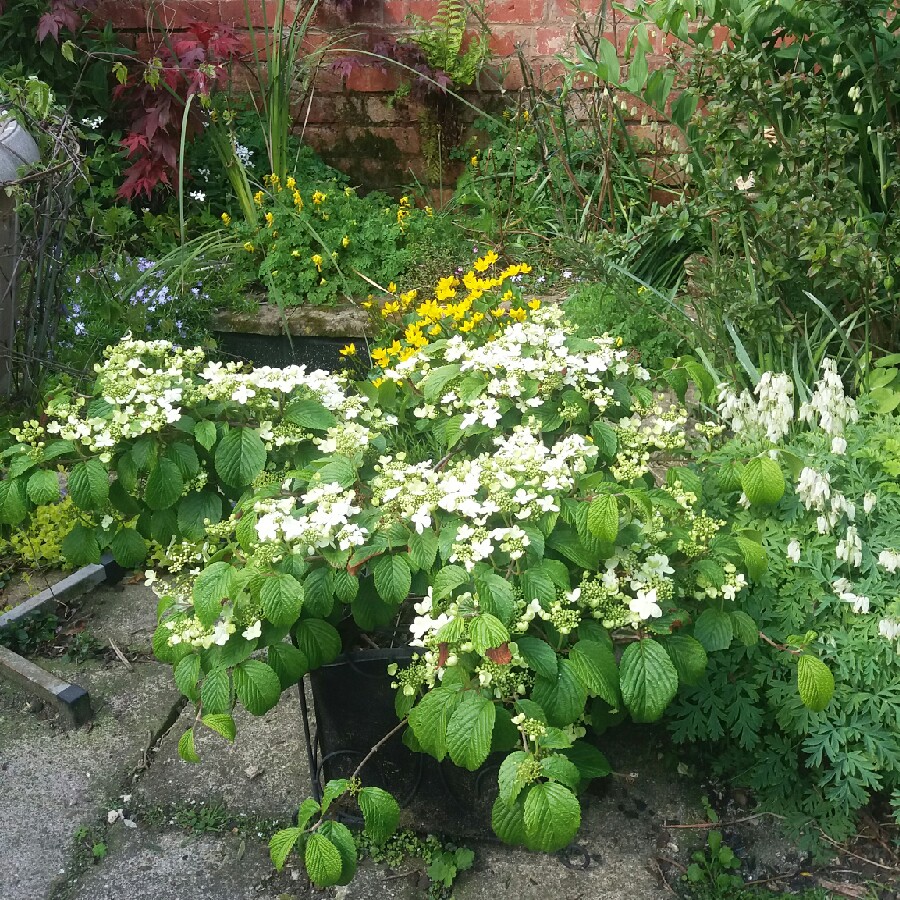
left=171, top=802, right=229, bottom=833
left=0, top=612, right=59, bottom=656
left=71, top=826, right=107, bottom=867
left=61, top=631, right=104, bottom=664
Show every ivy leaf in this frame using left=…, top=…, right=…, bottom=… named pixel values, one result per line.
left=61, top=523, right=101, bottom=567
left=270, top=827, right=304, bottom=871
left=144, top=457, right=184, bottom=511
left=27, top=469, right=60, bottom=505
left=797, top=655, right=835, bottom=712
left=447, top=693, right=496, bottom=771
left=522, top=782, right=581, bottom=852
left=587, top=494, right=618, bottom=543
left=619, top=638, right=678, bottom=723
left=177, top=728, right=200, bottom=763
left=233, top=659, right=282, bottom=715
left=215, top=427, right=266, bottom=487
left=740, top=456, right=785, bottom=506
left=69, top=459, right=109, bottom=510
left=532, top=659, right=587, bottom=727
left=358, top=787, right=400, bottom=845
left=374, top=554, right=411, bottom=605
left=469, top=613, right=509, bottom=655
left=192, top=561, right=235, bottom=627
left=201, top=713, right=236, bottom=742
left=109, top=526, right=148, bottom=569
left=568, top=639, right=620, bottom=705
left=200, top=667, right=232, bottom=714
left=260, top=573, right=305, bottom=626
left=664, top=634, right=708, bottom=686
left=408, top=686, right=461, bottom=761
left=694, top=608, right=734, bottom=652
left=305, top=833, right=343, bottom=888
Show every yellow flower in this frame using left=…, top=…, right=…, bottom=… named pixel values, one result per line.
left=286, top=176, right=297, bottom=190
left=220, top=212, right=232, bottom=226
left=528, top=298, right=541, bottom=310
left=509, top=307, right=527, bottom=322
left=615, top=336, right=624, bottom=347
left=342, top=236, right=350, bottom=248
left=522, top=109, right=530, bottom=122
left=400, top=289, right=418, bottom=307
left=244, top=242, right=255, bottom=253
left=293, top=190, right=304, bottom=209
left=362, top=299, right=373, bottom=309
left=490, top=306, right=505, bottom=318
left=502, top=289, right=514, bottom=302
left=339, top=343, right=356, bottom=357
left=459, top=319, right=475, bottom=333
left=470, top=154, right=479, bottom=168
left=428, top=324, right=442, bottom=336
left=425, top=206, right=434, bottom=217
left=344, top=186, right=354, bottom=197
left=387, top=282, right=397, bottom=294
left=253, top=191, right=264, bottom=206
left=399, top=196, right=411, bottom=208
left=265, top=211, right=275, bottom=227
left=473, top=250, right=499, bottom=273
left=382, top=300, right=401, bottom=316
left=372, top=377, right=385, bottom=388
left=312, top=191, right=326, bottom=205
left=371, top=348, right=390, bottom=367
left=312, top=253, right=323, bottom=272
left=292, top=250, right=301, bottom=258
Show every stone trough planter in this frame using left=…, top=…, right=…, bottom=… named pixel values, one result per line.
left=213, top=302, right=372, bottom=372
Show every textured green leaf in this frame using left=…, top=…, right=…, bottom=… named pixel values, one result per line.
left=520, top=569, right=555, bottom=605
left=269, top=827, right=304, bottom=870
left=174, top=653, right=202, bottom=701
left=730, top=610, right=759, bottom=646
left=305, top=833, right=343, bottom=887
left=194, top=420, right=217, bottom=451
left=177, top=491, right=223, bottom=540
left=619, top=639, right=678, bottom=723
left=447, top=693, right=496, bottom=771
left=200, top=667, right=231, bottom=714
left=540, top=753, right=581, bottom=790
left=735, top=536, right=767, bottom=580
left=319, top=821, right=357, bottom=885
left=192, top=561, right=235, bottom=627
left=27, top=469, right=60, bottom=505
left=374, top=554, right=411, bottom=605
left=408, top=529, right=439, bottom=570
left=408, top=686, right=460, bottom=761
left=268, top=642, right=309, bottom=689
left=332, top=569, right=359, bottom=603
left=260, top=573, right=305, bottom=626
left=61, top=523, right=101, bottom=567
left=561, top=740, right=611, bottom=782
left=515, top=636, right=558, bottom=679
left=68, top=459, right=109, bottom=510
left=522, top=782, right=581, bottom=852
left=177, top=728, right=200, bottom=763
left=532, top=659, right=587, bottom=727
left=569, top=639, right=620, bottom=705
left=491, top=795, right=527, bottom=845
left=165, top=442, right=200, bottom=480
left=0, top=479, right=26, bottom=525
left=797, top=655, right=835, bottom=712
left=301, top=567, right=334, bottom=618
left=201, top=712, right=236, bottom=742
left=587, top=494, right=618, bottom=543
left=498, top=751, right=529, bottom=804
left=741, top=456, right=785, bottom=506
left=215, top=427, right=266, bottom=487
left=469, top=613, right=509, bottom=654
left=144, top=458, right=184, bottom=511
left=694, top=608, right=734, bottom=652
left=320, top=778, right=352, bottom=814
left=109, top=527, right=147, bottom=569
left=284, top=398, right=337, bottom=430
left=664, top=634, right=708, bottom=685
left=474, top=571, right=516, bottom=623
left=358, top=787, right=400, bottom=845
left=433, top=564, right=469, bottom=600
left=293, top=618, right=341, bottom=669
left=233, top=659, right=281, bottom=715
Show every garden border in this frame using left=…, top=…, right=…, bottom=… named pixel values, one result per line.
left=0, top=553, right=126, bottom=726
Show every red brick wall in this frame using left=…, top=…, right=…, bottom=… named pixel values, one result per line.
left=94, top=0, right=671, bottom=190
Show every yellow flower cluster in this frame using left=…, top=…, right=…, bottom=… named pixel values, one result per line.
left=368, top=254, right=536, bottom=370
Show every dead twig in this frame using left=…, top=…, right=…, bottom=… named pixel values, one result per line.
left=108, top=637, right=134, bottom=672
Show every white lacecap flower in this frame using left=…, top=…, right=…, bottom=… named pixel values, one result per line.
left=629, top=588, right=662, bottom=621
left=242, top=620, right=262, bottom=640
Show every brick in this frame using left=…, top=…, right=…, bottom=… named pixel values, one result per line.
left=535, top=25, right=570, bottom=56
left=218, top=0, right=284, bottom=28
left=366, top=95, right=405, bottom=123
left=485, top=0, right=546, bottom=24
left=91, top=0, right=149, bottom=31
left=382, top=0, right=412, bottom=25
left=486, top=26, right=524, bottom=56
left=552, top=0, right=606, bottom=17
left=150, top=0, right=220, bottom=29
left=345, top=63, right=402, bottom=92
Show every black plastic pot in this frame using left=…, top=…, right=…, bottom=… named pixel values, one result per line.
left=304, top=647, right=500, bottom=836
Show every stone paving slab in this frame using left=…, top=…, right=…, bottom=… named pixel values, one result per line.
left=76, top=580, right=159, bottom=653
left=0, top=658, right=183, bottom=900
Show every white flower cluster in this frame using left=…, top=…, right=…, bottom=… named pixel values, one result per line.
left=878, top=549, right=900, bottom=574
left=795, top=467, right=856, bottom=535
left=371, top=427, right=596, bottom=570
left=798, top=359, right=859, bottom=449
left=718, top=371, right=794, bottom=443
left=612, top=402, right=688, bottom=482
left=832, top=577, right=870, bottom=614
left=380, top=306, right=649, bottom=426
left=254, top=482, right=368, bottom=555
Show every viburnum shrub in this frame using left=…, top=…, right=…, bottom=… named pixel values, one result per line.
left=669, top=362, right=900, bottom=841
left=0, top=257, right=833, bottom=885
